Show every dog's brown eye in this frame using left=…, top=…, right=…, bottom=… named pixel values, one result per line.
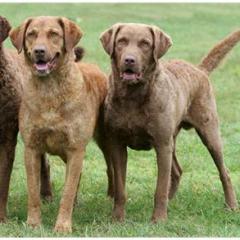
left=48, top=30, right=60, bottom=38
left=116, top=38, right=128, bottom=48
left=26, top=31, right=37, bottom=38
left=139, top=40, right=150, bottom=49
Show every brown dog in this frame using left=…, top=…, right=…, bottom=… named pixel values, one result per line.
left=10, top=16, right=109, bottom=233
left=0, top=16, right=52, bottom=222
left=100, top=23, right=240, bottom=223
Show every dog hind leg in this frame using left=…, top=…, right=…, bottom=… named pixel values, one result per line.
left=189, top=96, right=238, bottom=210
left=40, top=154, right=53, bottom=202
left=195, top=121, right=238, bottom=210
left=168, top=145, right=182, bottom=200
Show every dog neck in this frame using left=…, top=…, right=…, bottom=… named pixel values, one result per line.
left=110, top=61, right=160, bottom=105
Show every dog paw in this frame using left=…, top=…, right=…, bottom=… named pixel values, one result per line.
left=151, top=212, right=167, bottom=224
left=54, top=221, right=72, bottom=233
left=0, top=16, right=11, bottom=43
left=112, top=207, right=125, bottom=222
left=27, top=217, right=41, bottom=228
left=41, top=194, right=53, bottom=203
left=225, top=201, right=239, bottom=211
left=0, top=215, right=7, bottom=223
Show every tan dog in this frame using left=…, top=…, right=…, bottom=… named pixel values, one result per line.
left=100, top=23, right=240, bottom=223
left=10, top=16, right=109, bottom=233
left=0, top=16, right=52, bottom=222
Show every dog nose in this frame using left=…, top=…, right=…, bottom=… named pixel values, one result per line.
left=34, top=46, right=46, bottom=58
left=124, top=56, right=136, bottom=65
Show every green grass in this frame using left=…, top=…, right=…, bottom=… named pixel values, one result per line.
left=1, top=3, right=240, bottom=237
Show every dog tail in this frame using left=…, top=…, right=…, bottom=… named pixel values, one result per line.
left=74, top=46, right=85, bottom=62
left=198, top=30, right=240, bottom=75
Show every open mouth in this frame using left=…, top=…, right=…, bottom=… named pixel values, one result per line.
left=120, top=69, right=142, bottom=82
left=33, top=53, right=60, bottom=76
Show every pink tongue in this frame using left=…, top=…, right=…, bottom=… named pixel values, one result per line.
left=35, top=63, right=48, bottom=71
left=123, top=72, right=137, bottom=80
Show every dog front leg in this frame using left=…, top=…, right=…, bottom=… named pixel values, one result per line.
left=54, top=147, right=85, bottom=233
left=152, top=139, right=173, bottom=223
left=25, top=147, right=41, bottom=228
left=111, top=143, right=127, bottom=222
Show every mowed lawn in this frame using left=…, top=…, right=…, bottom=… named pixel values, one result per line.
left=1, top=3, right=240, bottom=237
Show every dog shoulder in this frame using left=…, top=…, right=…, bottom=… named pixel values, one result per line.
left=77, top=62, right=108, bottom=102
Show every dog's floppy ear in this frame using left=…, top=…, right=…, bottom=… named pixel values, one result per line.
left=100, top=23, right=123, bottom=57
left=59, top=17, right=83, bottom=52
left=150, top=25, right=172, bottom=63
left=9, top=18, right=32, bottom=54
left=0, top=16, right=11, bottom=43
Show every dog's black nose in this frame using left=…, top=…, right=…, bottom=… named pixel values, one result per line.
left=124, top=56, right=136, bottom=65
left=34, top=45, right=46, bottom=58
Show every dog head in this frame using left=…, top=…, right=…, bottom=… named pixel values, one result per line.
left=100, top=23, right=172, bottom=85
left=10, top=16, right=82, bottom=77
left=0, top=16, right=11, bottom=44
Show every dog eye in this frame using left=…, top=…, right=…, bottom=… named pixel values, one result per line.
left=26, top=31, right=37, bottom=38
left=116, top=38, right=128, bottom=47
left=139, top=40, right=150, bottom=49
left=48, top=30, right=60, bottom=38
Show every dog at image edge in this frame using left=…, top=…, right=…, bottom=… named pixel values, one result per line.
left=100, top=23, right=240, bottom=223
left=0, top=16, right=52, bottom=223
left=9, top=16, right=112, bottom=233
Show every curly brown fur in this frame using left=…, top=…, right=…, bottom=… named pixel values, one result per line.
left=0, top=16, right=11, bottom=44
left=0, top=16, right=52, bottom=222
left=100, top=23, right=238, bottom=223
left=0, top=17, right=20, bottom=222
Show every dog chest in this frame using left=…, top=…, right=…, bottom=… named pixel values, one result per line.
left=22, top=111, right=84, bottom=154
left=28, top=126, right=71, bottom=154
left=118, top=126, right=153, bottom=150
left=126, top=130, right=153, bottom=150
left=106, top=107, right=153, bottom=150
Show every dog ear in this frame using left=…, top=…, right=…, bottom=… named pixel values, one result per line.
left=9, top=18, right=32, bottom=54
left=59, top=17, right=83, bottom=52
left=0, top=17, right=11, bottom=43
left=100, top=23, right=122, bottom=57
left=151, top=26, right=172, bottom=63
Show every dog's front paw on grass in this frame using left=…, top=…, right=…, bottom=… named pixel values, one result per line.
left=54, top=221, right=72, bottom=233
left=225, top=201, right=239, bottom=211
left=27, top=217, right=41, bottom=228
left=112, top=207, right=125, bottom=222
left=151, top=210, right=167, bottom=224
